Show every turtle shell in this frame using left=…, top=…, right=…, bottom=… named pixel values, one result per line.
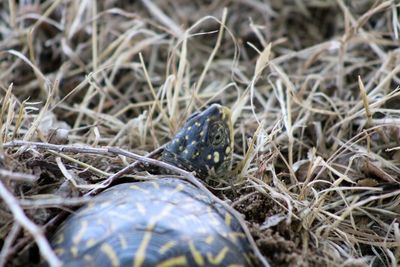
left=50, top=178, right=255, bottom=267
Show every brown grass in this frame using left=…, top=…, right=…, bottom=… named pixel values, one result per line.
left=0, top=0, right=400, bottom=266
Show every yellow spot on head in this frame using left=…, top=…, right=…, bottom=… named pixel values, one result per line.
left=207, top=154, right=212, bottom=160
left=101, top=243, right=120, bottom=267
left=191, top=140, right=196, bottom=145
left=195, top=122, right=201, bottom=127
left=225, top=146, right=231, bottom=155
left=199, top=131, right=204, bottom=136
left=187, top=126, right=192, bottom=130
left=213, top=151, right=220, bottom=163
left=185, top=135, right=189, bottom=140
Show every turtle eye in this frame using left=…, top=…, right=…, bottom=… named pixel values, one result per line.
left=209, top=123, right=226, bottom=146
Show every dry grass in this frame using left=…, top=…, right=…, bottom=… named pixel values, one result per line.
left=1, top=0, right=400, bottom=266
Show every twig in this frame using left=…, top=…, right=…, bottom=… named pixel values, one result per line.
left=6, top=210, right=72, bottom=262
left=0, top=223, right=21, bottom=267
left=0, top=169, right=37, bottom=182
left=86, top=145, right=165, bottom=196
left=0, top=180, right=61, bottom=267
left=3, top=140, right=110, bottom=155
left=49, top=150, right=111, bottom=177
left=55, top=156, right=101, bottom=190
left=19, top=197, right=90, bottom=208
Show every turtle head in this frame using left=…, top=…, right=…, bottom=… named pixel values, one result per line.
left=161, top=104, right=234, bottom=179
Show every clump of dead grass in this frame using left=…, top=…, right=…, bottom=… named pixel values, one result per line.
left=0, top=0, right=400, bottom=266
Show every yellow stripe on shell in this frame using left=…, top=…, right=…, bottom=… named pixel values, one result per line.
left=189, top=240, right=205, bottom=266
left=150, top=181, right=160, bottom=189
left=228, top=232, right=246, bottom=243
left=159, top=240, right=177, bottom=254
left=83, top=254, right=93, bottom=262
left=205, top=235, right=214, bottom=244
left=206, top=206, right=220, bottom=226
left=136, top=203, right=146, bottom=215
left=54, top=233, right=64, bottom=245
left=165, top=183, right=185, bottom=196
left=118, top=234, right=128, bottom=249
left=70, top=246, right=79, bottom=257
left=129, top=185, right=150, bottom=194
left=54, top=248, right=64, bottom=256
left=100, top=243, right=120, bottom=267
left=86, top=238, right=96, bottom=248
left=155, top=256, right=188, bottom=267
left=134, top=204, right=175, bottom=267
left=207, top=247, right=229, bottom=265
left=225, top=213, right=232, bottom=226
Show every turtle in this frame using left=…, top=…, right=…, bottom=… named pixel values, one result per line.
left=47, top=104, right=257, bottom=267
